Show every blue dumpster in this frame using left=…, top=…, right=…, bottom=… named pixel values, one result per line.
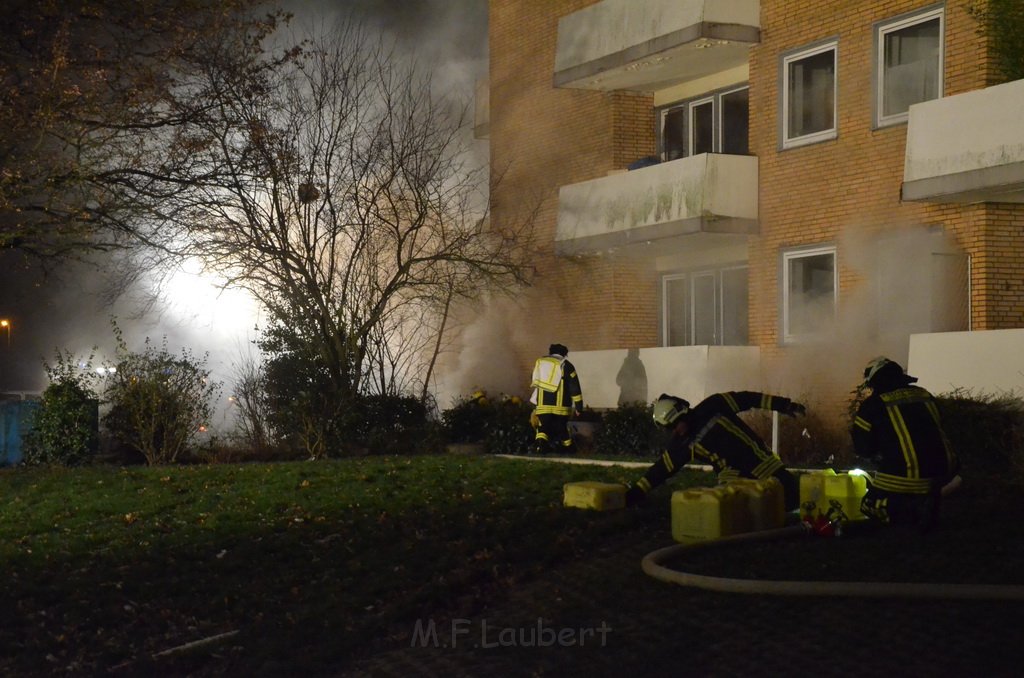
left=0, top=400, right=41, bottom=466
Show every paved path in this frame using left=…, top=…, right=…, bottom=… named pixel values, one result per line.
left=340, top=525, right=1024, bottom=677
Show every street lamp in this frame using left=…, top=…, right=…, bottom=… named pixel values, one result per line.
left=0, top=319, right=9, bottom=348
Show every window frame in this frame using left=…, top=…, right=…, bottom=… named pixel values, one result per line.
left=688, top=95, right=716, bottom=157
left=657, top=84, right=751, bottom=162
left=781, top=245, right=837, bottom=344
left=873, top=5, right=944, bottom=128
left=780, top=39, right=839, bottom=150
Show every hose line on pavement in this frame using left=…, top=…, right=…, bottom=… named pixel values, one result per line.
left=641, top=525, right=1024, bottom=601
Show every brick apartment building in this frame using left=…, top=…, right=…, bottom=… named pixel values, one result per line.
left=482, top=0, right=1024, bottom=412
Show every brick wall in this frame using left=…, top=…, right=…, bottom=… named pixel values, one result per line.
left=490, top=0, right=1024, bottom=387
left=750, top=0, right=1024, bottom=369
left=490, top=0, right=658, bottom=367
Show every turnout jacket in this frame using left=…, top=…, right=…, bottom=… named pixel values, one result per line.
left=852, top=385, right=959, bottom=494
left=530, top=355, right=583, bottom=416
left=634, top=391, right=795, bottom=495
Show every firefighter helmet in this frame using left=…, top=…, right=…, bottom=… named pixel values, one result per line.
left=862, top=357, right=917, bottom=387
left=549, top=343, right=568, bottom=357
left=862, top=357, right=893, bottom=384
left=652, top=394, right=689, bottom=427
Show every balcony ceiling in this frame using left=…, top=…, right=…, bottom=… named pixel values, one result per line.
left=554, top=0, right=760, bottom=92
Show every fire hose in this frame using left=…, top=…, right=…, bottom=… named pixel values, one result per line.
left=641, top=524, right=1024, bottom=601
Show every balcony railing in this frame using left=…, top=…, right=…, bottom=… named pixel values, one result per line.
left=903, top=78, right=1024, bottom=204
left=555, top=154, right=758, bottom=255
left=553, top=0, right=760, bottom=91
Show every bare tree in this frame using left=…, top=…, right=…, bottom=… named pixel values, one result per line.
left=136, top=19, right=532, bottom=414
left=0, top=1, right=287, bottom=268
left=230, top=351, right=275, bottom=453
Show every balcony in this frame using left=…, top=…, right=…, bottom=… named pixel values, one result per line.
left=553, top=0, right=760, bottom=92
left=555, top=154, right=758, bottom=256
left=903, top=78, right=1024, bottom=203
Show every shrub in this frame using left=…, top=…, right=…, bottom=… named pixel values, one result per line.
left=593, top=401, right=662, bottom=457
left=22, top=351, right=101, bottom=466
left=482, top=397, right=534, bottom=455
left=103, top=335, right=220, bottom=465
left=441, top=392, right=534, bottom=454
left=744, top=399, right=855, bottom=468
left=441, top=392, right=492, bottom=444
left=936, top=389, right=1024, bottom=475
left=343, top=394, right=435, bottom=455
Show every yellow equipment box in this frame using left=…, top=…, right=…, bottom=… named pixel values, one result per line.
left=824, top=472, right=869, bottom=521
left=799, top=468, right=837, bottom=520
left=563, top=481, right=626, bottom=511
left=671, top=485, right=746, bottom=544
left=727, top=477, right=786, bottom=531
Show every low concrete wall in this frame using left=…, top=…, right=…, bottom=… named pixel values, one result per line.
left=908, top=329, right=1024, bottom=396
left=569, top=345, right=761, bottom=409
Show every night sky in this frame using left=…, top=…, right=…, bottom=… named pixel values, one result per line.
left=0, top=0, right=488, bottom=405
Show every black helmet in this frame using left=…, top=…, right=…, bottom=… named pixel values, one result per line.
left=549, top=343, right=568, bottom=357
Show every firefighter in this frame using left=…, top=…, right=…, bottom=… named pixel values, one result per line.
left=530, top=343, right=583, bottom=455
left=625, top=391, right=806, bottom=511
left=851, top=357, right=960, bottom=531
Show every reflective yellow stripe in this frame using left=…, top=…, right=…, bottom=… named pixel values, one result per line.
left=874, top=473, right=933, bottom=494
left=853, top=416, right=871, bottom=432
left=662, top=451, right=674, bottom=473
left=723, top=392, right=739, bottom=412
left=886, top=406, right=919, bottom=478
left=637, top=478, right=652, bottom=492
left=752, top=456, right=784, bottom=478
left=718, top=417, right=768, bottom=463
left=761, top=394, right=772, bottom=410
left=534, top=404, right=572, bottom=415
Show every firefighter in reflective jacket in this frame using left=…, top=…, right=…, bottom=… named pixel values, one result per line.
left=530, top=343, right=583, bottom=454
left=852, top=357, right=960, bottom=530
left=625, top=392, right=806, bottom=510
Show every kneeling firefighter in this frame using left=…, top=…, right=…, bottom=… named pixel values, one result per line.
left=852, top=357, right=960, bottom=530
left=625, top=391, right=806, bottom=511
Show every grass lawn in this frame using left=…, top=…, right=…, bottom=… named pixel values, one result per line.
left=2, top=455, right=1022, bottom=676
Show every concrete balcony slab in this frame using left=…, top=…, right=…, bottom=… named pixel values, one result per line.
left=554, top=0, right=759, bottom=91
left=555, top=154, right=758, bottom=256
left=903, top=78, right=1024, bottom=204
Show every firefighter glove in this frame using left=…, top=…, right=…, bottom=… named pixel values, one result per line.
left=787, top=401, right=807, bottom=417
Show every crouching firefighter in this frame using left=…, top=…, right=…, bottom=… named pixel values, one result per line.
left=852, top=357, right=961, bottom=531
left=625, top=392, right=806, bottom=511
left=530, top=343, right=583, bottom=455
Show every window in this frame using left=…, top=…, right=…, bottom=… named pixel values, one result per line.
left=720, top=88, right=750, bottom=155
left=875, top=7, right=943, bottom=127
left=662, top=266, right=749, bottom=347
left=781, top=41, right=837, bottom=149
left=689, top=97, right=714, bottom=156
left=782, top=247, right=836, bottom=342
left=658, top=86, right=749, bottom=161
